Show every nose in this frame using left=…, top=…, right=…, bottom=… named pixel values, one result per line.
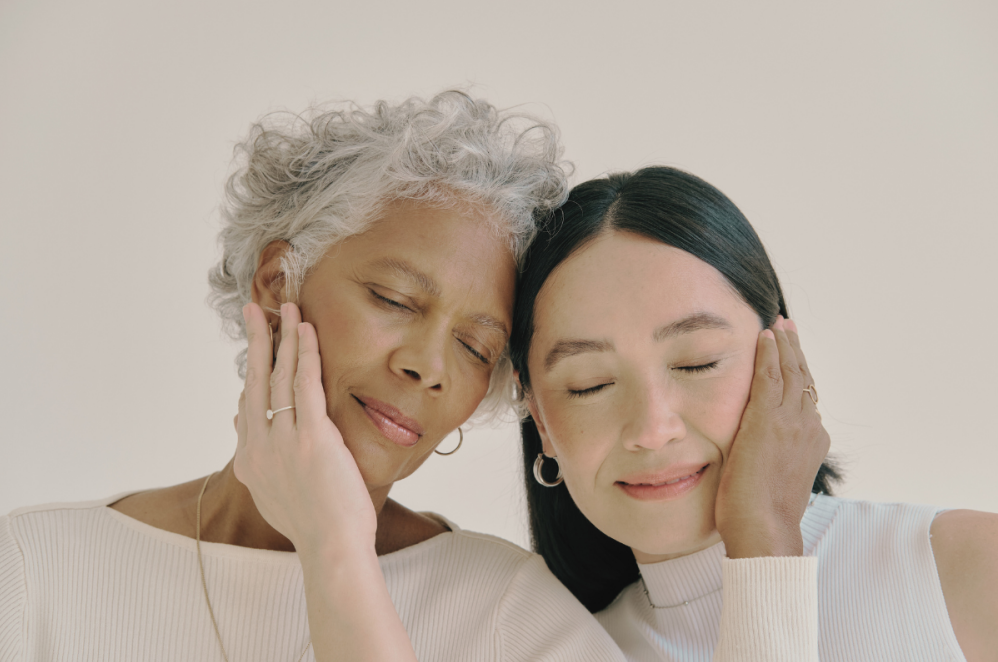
left=388, top=326, right=449, bottom=393
left=621, top=381, right=686, bottom=451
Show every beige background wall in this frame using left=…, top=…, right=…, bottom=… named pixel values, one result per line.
left=1, top=0, right=995, bottom=549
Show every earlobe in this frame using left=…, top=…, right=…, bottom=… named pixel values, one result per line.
left=523, top=392, right=556, bottom=457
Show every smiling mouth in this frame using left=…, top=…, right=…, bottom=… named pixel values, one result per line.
left=352, top=395, right=423, bottom=448
left=616, top=465, right=709, bottom=501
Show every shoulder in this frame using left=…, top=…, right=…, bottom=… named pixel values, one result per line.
left=398, top=526, right=533, bottom=573
left=380, top=521, right=533, bottom=591
left=0, top=515, right=27, bottom=659
left=493, top=552, right=625, bottom=661
left=930, top=509, right=998, bottom=662
left=391, top=532, right=624, bottom=660
left=3, top=493, right=156, bottom=564
left=6, top=493, right=128, bottom=536
left=7, top=492, right=128, bottom=519
left=804, top=494, right=940, bottom=552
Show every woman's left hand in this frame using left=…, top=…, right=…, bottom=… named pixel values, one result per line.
left=714, top=316, right=830, bottom=558
left=233, top=301, right=378, bottom=557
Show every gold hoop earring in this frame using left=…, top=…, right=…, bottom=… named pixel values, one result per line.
left=533, top=453, right=563, bottom=487
left=434, top=428, right=463, bottom=456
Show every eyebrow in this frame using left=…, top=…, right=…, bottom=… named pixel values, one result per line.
left=370, top=257, right=509, bottom=341
left=653, top=312, right=732, bottom=341
left=543, top=312, right=732, bottom=373
left=544, top=339, right=614, bottom=372
left=370, top=257, right=441, bottom=298
left=467, top=313, right=510, bottom=342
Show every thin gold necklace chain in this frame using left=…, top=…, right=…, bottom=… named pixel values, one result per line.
left=197, top=474, right=312, bottom=662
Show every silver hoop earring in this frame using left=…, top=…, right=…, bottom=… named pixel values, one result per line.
left=533, top=453, right=563, bottom=487
left=434, top=428, right=463, bottom=456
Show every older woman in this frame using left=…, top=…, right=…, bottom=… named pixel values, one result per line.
left=0, top=92, right=626, bottom=661
left=1, top=95, right=831, bottom=662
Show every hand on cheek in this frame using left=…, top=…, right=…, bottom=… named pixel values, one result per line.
left=713, top=316, right=830, bottom=559
left=233, top=301, right=378, bottom=559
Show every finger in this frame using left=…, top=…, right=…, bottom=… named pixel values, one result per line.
left=783, top=318, right=813, bottom=383
left=773, top=318, right=804, bottom=408
left=294, top=322, right=331, bottom=431
left=783, top=319, right=821, bottom=416
left=270, top=302, right=301, bottom=424
left=236, top=390, right=248, bottom=450
left=747, top=328, right=783, bottom=412
left=242, top=303, right=273, bottom=428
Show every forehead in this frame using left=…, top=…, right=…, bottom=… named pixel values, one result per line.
left=533, top=231, right=755, bottom=340
left=330, top=199, right=517, bottom=314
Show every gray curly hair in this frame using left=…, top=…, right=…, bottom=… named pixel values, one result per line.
left=207, top=90, right=571, bottom=424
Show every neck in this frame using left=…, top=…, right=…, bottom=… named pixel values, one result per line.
left=198, top=459, right=394, bottom=553
left=631, top=529, right=723, bottom=565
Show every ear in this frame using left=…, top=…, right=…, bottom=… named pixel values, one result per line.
left=251, top=241, right=293, bottom=328
left=518, top=375, right=556, bottom=457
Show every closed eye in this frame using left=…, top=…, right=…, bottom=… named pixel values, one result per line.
left=459, top=340, right=490, bottom=365
left=568, top=382, right=613, bottom=398
left=370, top=289, right=413, bottom=312
left=675, top=361, right=719, bottom=374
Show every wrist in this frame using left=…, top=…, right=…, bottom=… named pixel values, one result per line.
left=723, top=525, right=803, bottom=559
left=297, top=536, right=378, bottom=571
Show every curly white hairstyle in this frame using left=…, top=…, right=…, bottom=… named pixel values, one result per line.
left=208, top=90, right=571, bottom=424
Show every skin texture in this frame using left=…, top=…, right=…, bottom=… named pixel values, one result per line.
left=110, top=198, right=515, bottom=559
left=526, top=231, right=826, bottom=561
left=930, top=510, right=998, bottom=662
left=112, top=198, right=517, bottom=662
left=525, top=229, right=997, bottom=660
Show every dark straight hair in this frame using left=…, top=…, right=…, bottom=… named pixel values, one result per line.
left=509, top=166, right=840, bottom=613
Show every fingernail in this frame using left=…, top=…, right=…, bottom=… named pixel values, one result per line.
left=785, top=319, right=798, bottom=333
left=762, top=329, right=775, bottom=339
left=280, top=303, right=287, bottom=317
left=242, top=304, right=249, bottom=322
left=297, top=324, right=305, bottom=338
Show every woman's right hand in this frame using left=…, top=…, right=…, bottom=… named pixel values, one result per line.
left=235, top=302, right=418, bottom=662
left=234, top=301, right=378, bottom=557
left=714, top=316, right=831, bottom=558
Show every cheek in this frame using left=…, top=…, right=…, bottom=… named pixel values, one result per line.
left=692, top=367, right=755, bottom=454
left=305, top=296, right=393, bottom=385
left=538, top=398, right=612, bottom=484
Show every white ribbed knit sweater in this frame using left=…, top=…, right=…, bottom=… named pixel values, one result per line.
left=597, top=495, right=966, bottom=661
left=0, top=494, right=819, bottom=661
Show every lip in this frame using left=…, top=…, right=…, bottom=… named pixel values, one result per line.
left=353, top=395, right=424, bottom=448
left=616, top=463, right=709, bottom=502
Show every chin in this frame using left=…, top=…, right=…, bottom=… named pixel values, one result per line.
left=600, top=500, right=719, bottom=562
left=630, top=527, right=720, bottom=561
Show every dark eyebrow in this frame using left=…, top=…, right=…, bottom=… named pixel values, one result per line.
left=370, top=257, right=441, bottom=298
left=544, top=339, right=614, bottom=372
left=543, top=312, right=731, bottom=373
left=653, top=312, right=732, bottom=341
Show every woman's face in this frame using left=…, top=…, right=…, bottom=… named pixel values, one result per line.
left=525, top=231, right=763, bottom=563
left=264, top=200, right=515, bottom=498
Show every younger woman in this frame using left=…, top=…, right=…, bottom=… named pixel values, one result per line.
left=511, top=166, right=998, bottom=661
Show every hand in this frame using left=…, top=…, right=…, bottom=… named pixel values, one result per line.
left=233, top=301, right=378, bottom=558
left=714, top=316, right=830, bottom=559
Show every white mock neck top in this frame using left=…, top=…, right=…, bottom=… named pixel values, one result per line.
left=0, top=494, right=625, bottom=661
left=597, top=495, right=966, bottom=661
